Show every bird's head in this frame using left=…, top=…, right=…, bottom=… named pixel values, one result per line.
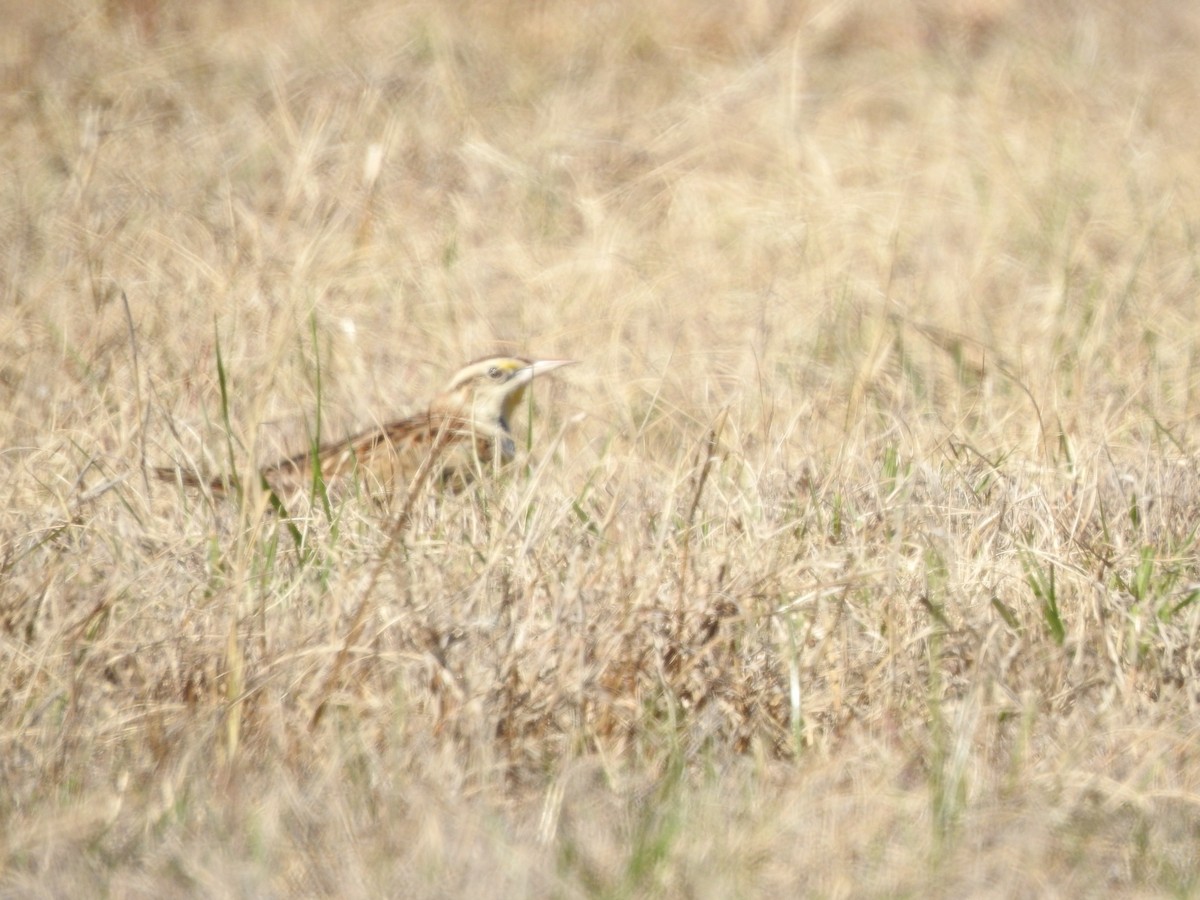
left=432, top=356, right=574, bottom=436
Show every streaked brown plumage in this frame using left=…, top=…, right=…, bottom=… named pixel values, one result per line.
left=155, top=356, right=574, bottom=500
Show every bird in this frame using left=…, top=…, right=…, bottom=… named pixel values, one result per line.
left=154, top=356, right=574, bottom=501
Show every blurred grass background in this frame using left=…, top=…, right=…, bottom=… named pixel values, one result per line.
left=5, top=0, right=1200, bottom=895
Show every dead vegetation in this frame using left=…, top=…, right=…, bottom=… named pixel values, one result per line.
left=5, top=0, right=1200, bottom=895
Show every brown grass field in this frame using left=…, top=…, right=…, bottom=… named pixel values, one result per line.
left=5, top=0, right=1200, bottom=895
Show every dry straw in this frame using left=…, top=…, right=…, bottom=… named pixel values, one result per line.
left=4, top=0, right=1200, bottom=895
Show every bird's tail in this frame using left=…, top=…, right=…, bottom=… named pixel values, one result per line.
left=152, top=466, right=233, bottom=495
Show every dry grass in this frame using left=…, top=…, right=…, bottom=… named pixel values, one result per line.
left=5, top=0, right=1200, bottom=895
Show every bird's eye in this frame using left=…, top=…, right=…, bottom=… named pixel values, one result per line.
left=487, top=366, right=503, bottom=380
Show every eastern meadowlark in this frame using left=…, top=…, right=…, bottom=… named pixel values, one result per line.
left=155, top=356, right=574, bottom=499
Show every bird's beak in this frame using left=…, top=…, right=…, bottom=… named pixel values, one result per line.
left=518, top=358, right=576, bottom=383
left=529, top=358, right=575, bottom=376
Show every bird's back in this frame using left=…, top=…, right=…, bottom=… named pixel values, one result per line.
left=260, top=410, right=504, bottom=497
